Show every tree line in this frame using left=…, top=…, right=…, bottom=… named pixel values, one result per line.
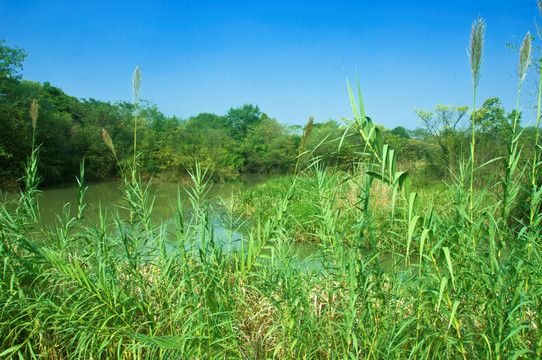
left=0, top=39, right=538, bottom=190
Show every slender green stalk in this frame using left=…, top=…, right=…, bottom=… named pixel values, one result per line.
left=132, top=66, right=142, bottom=184
left=524, top=37, right=542, bottom=326
left=19, top=99, right=41, bottom=223
left=531, top=54, right=542, bottom=228
left=502, top=33, right=531, bottom=223
left=468, top=17, right=485, bottom=249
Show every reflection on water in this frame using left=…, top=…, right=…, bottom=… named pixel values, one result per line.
left=1, top=176, right=266, bottom=254
left=3, top=174, right=271, bottom=226
left=0, top=174, right=327, bottom=268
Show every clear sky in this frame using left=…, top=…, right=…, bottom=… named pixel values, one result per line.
left=1, top=0, right=540, bottom=129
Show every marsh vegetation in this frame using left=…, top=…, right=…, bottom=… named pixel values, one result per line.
left=1, top=15, right=542, bottom=360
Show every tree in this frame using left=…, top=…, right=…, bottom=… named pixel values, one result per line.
left=414, top=104, right=469, bottom=171
left=187, top=112, right=228, bottom=131
left=244, top=114, right=298, bottom=173
left=470, top=97, right=521, bottom=169
left=391, top=126, right=410, bottom=139
left=0, top=39, right=27, bottom=79
left=408, top=128, right=431, bottom=141
left=472, top=97, right=518, bottom=141
left=225, top=104, right=261, bottom=138
left=299, top=120, right=356, bottom=169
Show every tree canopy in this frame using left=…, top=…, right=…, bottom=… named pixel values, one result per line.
left=1, top=39, right=534, bottom=189
left=0, top=39, right=27, bottom=79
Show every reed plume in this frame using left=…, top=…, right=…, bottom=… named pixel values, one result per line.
left=29, top=99, right=38, bottom=131
left=102, top=128, right=116, bottom=157
left=533, top=1, right=542, bottom=227
left=511, top=32, right=532, bottom=137
left=519, top=32, right=532, bottom=85
left=132, top=66, right=142, bottom=107
left=468, top=17, right=485, bottom=245
left=300, top=114, right=314, bottom=153
left=132, top=66, right=142, bottom=180
left=469, top=17, right=485, bottom=91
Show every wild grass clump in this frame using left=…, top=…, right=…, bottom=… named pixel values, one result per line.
left=1, top=17, right=542, bottom=360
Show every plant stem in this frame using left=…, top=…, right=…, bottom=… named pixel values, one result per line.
left=470, top=89, right=477, bottom=250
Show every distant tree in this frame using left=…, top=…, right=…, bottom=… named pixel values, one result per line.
left=187, top=112, right=228, bottom=131
left=382, top=126, right=439, bottom=176
left=244, top=115, right=298, bottom=173
left=391, top=126, right=410, bottom=139
left=414, top=104, right=469, bottom=171
left=0, top=40, right=30, bottom=184
left=0, top=39, right=27, bottom=79
left=0, top=79, right=31, bottom=182
left=472, top=97, right=518, bottom=141
left=226, top=104, right=261, bottom=138
left=408, top=128, right=431, bottom=141
left=299, top=120, right=356, bottom=168
left=471, top=97, right=522, bottom=170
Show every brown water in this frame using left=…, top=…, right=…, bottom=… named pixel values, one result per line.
left=2, top=175, right=271, bottom=226
left=1, top=175, right=324, bottom=264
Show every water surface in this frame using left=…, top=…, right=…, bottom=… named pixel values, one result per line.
left=2, top=175, right=326, bottom=265
left=3, top=175, right=270, bottom=226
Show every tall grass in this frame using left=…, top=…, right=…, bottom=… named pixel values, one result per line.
left=1, top=19, right=542, bottom=360
left=468, top=17, right=485, bottom=249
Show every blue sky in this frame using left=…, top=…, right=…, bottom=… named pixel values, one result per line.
left=1, top=0, right=540, bottom=129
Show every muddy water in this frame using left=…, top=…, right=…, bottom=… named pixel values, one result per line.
left=2, top=175, right=325, bottom=264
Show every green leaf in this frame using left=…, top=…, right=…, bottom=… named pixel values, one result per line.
left=448, top=300, right=460, bottom=329
left=356, top=71, right=366, bottom=120
left=346, top=76, right=360, bottom=121
left=419, top=228, right=430, bottom=266
left=443, top=247, right=455, bottom=288
left=437, top=277, right=448, bottom=312
left=0, top=344, right=23, bottom=358
left=366, top=171, right=387, bottom=185
left=510, top=349, right=534, bottom=360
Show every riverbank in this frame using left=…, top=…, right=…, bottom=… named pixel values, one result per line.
left=2, top=159, right=540, bottom=358
left=0, top=174, right=273, bottom=228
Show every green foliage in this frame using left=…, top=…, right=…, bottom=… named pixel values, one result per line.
left=383, top=128, right=436, bottom=163
left=0, top=39, right=27, bottom=79
left=473, top=97, right=517, bottom=138
left=1, top=37, right=530, bottom=193
left=391, top=125, right=410, bottom=139
left=2, top=19, right=542, bottom=358
left=414, top=104, right=470, bottom=172
left=0, top=38, right=536, bottom=199
left=0, top=77, right=303, bottom=186
left=226, top=103, right=261, bottom=138
left=0, top=41, right=307, bottom=187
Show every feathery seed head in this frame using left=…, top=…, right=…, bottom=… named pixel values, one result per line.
left=102, top=128, right=116, bottom=156
left=469, top=17, right=486, bottom=90
left=519, top=32, right=532, bottom=84
left=301, top=115, right=314, bottom=151
left=536, top=0, right=542, bottom=40
left=132, top=66, right=142, bottom=106
left=303, top=115, right=314, bottom=140
left=30, top=99, right=38, bottom=130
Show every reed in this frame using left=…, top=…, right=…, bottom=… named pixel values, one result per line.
left=468, top=16, right=485, bottom=249
left=501, top=32, right=532, bottom=224
left=1, top=18, right=541, bottom=360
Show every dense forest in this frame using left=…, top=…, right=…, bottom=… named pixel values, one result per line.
left=0, top=38, right=538, bottom=192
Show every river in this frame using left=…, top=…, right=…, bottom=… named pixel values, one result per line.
left=2, top=175, right=269, bottom=224
left=1, top=174, right=322, bottom=265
